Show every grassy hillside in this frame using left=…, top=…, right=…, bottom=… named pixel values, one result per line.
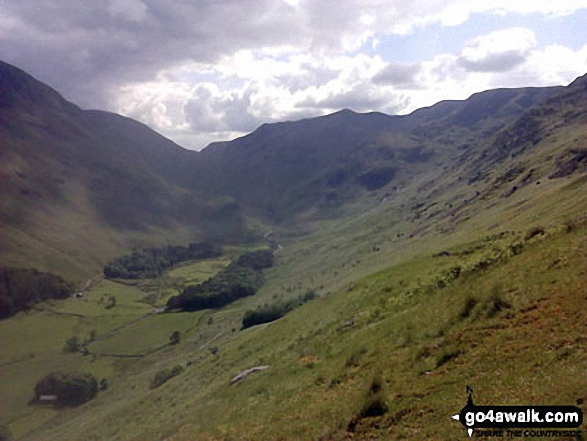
left=2, top=124, right=586, bottom=439
left=2, top=211, right=585, bottom=440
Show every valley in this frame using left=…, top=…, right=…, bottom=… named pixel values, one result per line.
left=0, top=60, right=586, bottom=440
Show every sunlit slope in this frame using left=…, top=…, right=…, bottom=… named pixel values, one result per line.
left=11, top=216, right=586, bottom=441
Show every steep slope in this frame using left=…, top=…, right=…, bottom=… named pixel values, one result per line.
left=0, top=61, right=244, bottom=279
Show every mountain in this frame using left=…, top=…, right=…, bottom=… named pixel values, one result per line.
left=195, top=86, right=561, bottom=222
left=0, top=59, right=581, bottom=280
left=0, top=61, right=244, bottom=279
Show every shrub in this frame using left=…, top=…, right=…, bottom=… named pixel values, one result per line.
left=0, top=267, right=74, bottom=320
left=564, top=220, right=577, bottom=233
left=33, top=372, right=98, bottom=406
left=167, top=250, right=273, bottom=312
left=242, top=306, right=285, bottom=329
left=459, top=297, right=477, bottom=319
left=63, top=336, right=81, bottom=353
left=436, top=348, right=461, bottom=368
left=103, top=242, right=222, bottom=279
left=509, top=242, right=524, bottom=256
left=169, top=331, right=181, bottom=345
left=524, top=226, right=545, bottom=241
left=0, top=425, right=11, bottom=441
left=302, top=289, right=317, bottom=302
left=151, top=365, right=184, bottom=389
left=348, top=375, right=389, bottom=432
left=345, top=348, right=367, bottom=368
left=329, top=377, right=342, bottom=388
left=484, top=291, right=511, bottom=318
left=361, top=394, right=389, bottom=418
left=241, top=289, right=317, bottom=329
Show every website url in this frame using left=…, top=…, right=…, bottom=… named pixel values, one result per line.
left=465, top=409, right=580, bottom=426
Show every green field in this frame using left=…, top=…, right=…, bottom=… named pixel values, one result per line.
left=0, top=258, right=230, bottom=439
left=88, top=312, right=203, bottom=355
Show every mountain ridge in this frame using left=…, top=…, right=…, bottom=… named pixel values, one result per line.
left=0, top=59, right=584, bottom=279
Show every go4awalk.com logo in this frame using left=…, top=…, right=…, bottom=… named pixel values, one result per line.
left=451, top=386, right=584, bottom=438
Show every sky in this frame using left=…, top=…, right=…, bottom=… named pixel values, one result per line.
left=1, top=1, right=587, bottom=151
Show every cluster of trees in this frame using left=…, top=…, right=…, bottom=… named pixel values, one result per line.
left=63, top=330, right=96, bottom=354
left=0, top=267, right=75, bottom=320
left=103, top=242, right=222, bottom=279
left=33, top=372, right=98, bottom=407
left=242, top=289, right=316, bottom=329
left=166, top=249, right=273, bottom=311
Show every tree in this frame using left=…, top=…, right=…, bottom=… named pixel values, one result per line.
left=63, top=336, right=80, bottom=353
left=33, top=372, right=98, bottom=406
left=105, top=295, right=116, bottom=309
left=169, top=330, right=181, bottom=345
left=151, top=365, right=184, bottom=388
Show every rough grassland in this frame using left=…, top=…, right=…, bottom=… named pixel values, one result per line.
left=6, top=219, right=585, bottom=441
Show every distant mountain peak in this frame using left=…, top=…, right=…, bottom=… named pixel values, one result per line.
left=332, top=108, right=357, bottom=115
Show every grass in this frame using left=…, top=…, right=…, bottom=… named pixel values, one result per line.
left=0, top=257, right=227, bottom=439
left=88, top=312, right=201, bottom=355
left=24, top=220, right=585, bottom=439
left=166, top=257, right=230, bottom=285
left=0, top=208, right=586, bottom=440
left=2, top=216, right=586, bottom=440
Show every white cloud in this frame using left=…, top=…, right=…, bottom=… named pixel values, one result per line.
left=110, top=32, right=587, bottom=150
left=400, top=42, right=587, bottom=114
left=459, top=28, right=536, bottom=72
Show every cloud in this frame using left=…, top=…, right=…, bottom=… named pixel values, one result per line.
left=3, top=0, right=585, bottom=109
left=184, top=86, right=226, bottom=133
left=277, top=64, right=340, bottom=93
left=0, top=0, right=303, bottom=108
left=458, top=28, right=536, bottom=72
left=296, top=82, right=407, bottom=114
left=107, top=0, right=150, bottom=22
left=184, top=86, right=263, bottom=133
left=1, top=1, right=586, bottom=149
left=372, top=62, right=422, bottom=88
